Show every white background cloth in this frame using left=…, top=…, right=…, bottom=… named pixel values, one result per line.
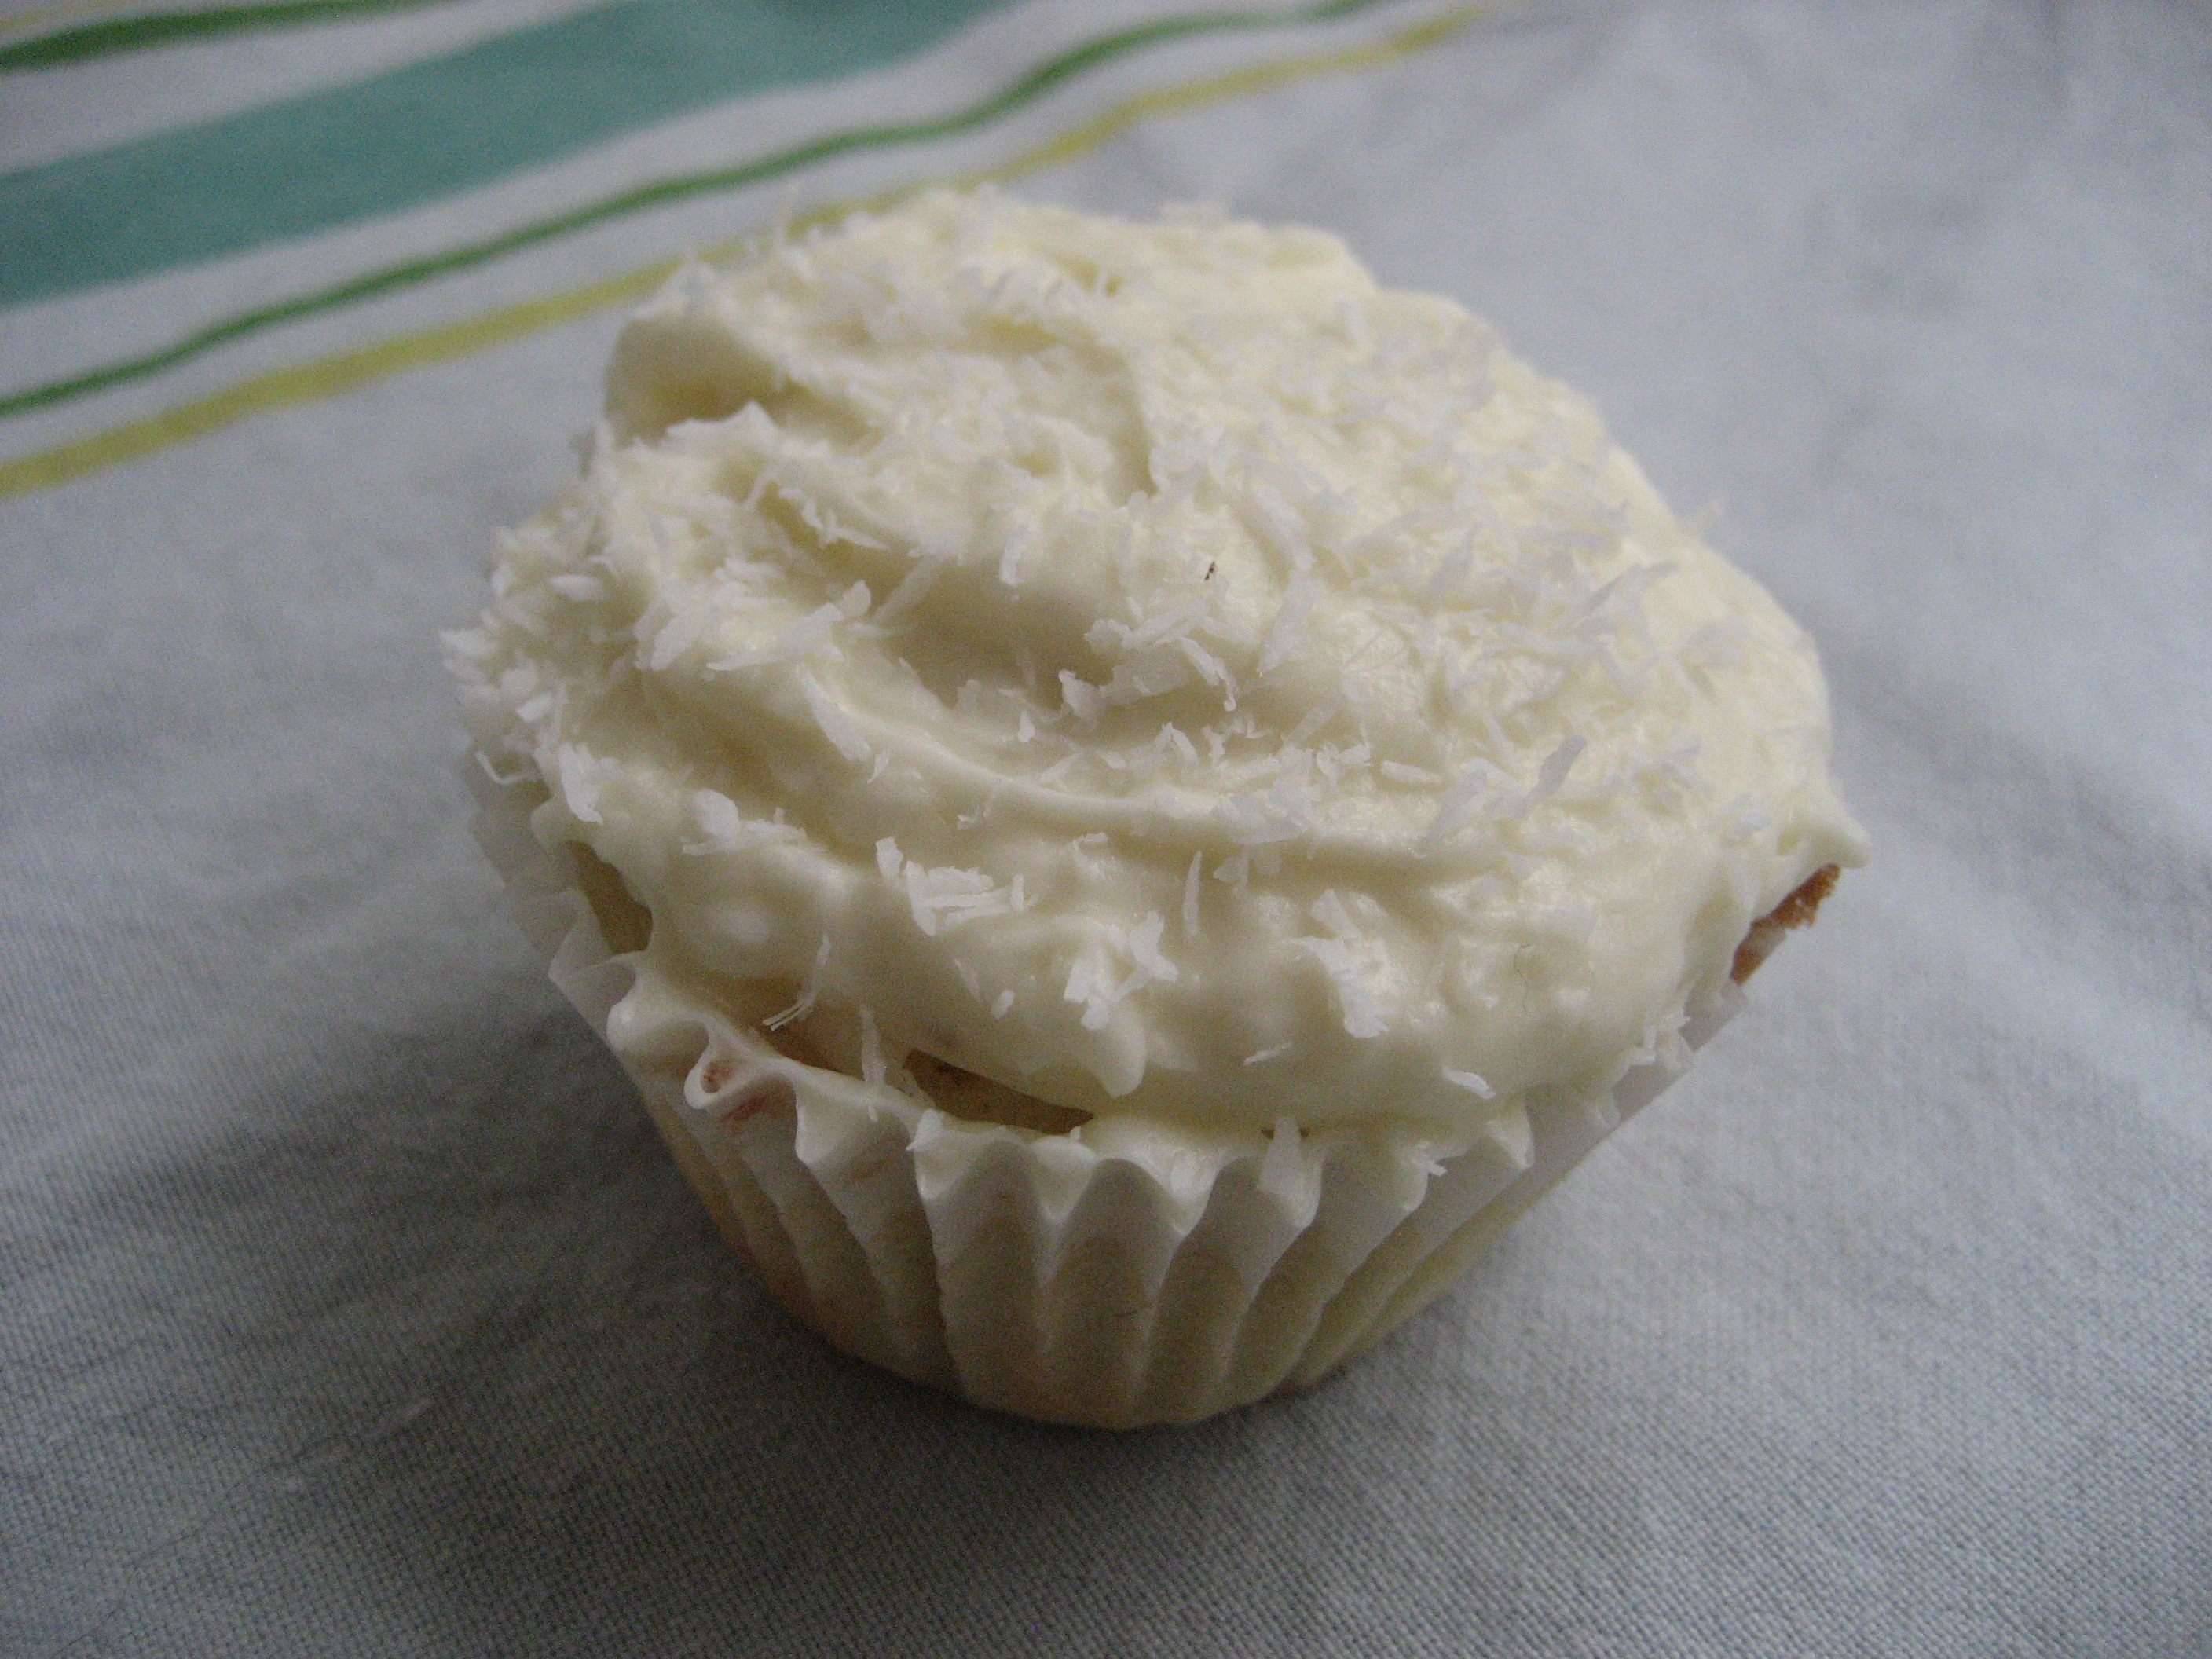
left=3, top=2, right=2207, bottom=1652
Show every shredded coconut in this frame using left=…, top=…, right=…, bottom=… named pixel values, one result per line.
left=555, top=744, right=621, bottom=824
left=767, top=936, right=833, bottom=1030
left=797, top=666, right=870, bottom=762
left=684, top=790, right=804, bottom=853
left=859, top=1006, right=887, bottom=1086
left=1291, top=936, right=1386, bottom=1039
left=460, top=189, right=1866, bottom=1134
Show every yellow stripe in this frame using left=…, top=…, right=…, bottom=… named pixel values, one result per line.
left=968, top=4, right=1481, bottom=182
left=0, top=3, right=1487, bottom=501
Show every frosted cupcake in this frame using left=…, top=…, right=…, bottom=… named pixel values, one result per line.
left=447, top=189, right=1866, bottom=1426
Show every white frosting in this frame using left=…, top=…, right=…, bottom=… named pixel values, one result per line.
left=449, top=189, right=1866, bottom=1135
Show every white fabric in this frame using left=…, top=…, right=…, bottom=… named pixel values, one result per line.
left=3, top=2, right=2207, bottom=1653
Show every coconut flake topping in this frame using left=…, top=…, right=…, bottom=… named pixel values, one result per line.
left=450, top=189, right=1866, bottom=1132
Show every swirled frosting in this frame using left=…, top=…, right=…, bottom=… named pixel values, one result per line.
left=449, top=189, right=1866, bottom=1133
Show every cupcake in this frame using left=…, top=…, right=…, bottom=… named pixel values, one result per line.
left=446, top=189, right=1866, bottom=1427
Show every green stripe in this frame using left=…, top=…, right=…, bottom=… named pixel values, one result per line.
left=0, top=0, right=224, bottom=45
left=0, top=5, right=1489, bottom=500
left=0, top=0, right=1017, bottom=306
left=0, top=0, right=458, bottom=68
left=0, top=0, right=1387, bottom=421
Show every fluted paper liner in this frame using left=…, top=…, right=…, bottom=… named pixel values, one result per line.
left=470, top=766, right=1741, bottom=1427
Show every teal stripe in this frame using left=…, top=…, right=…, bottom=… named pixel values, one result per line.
left=0, top=0, right=1013, bottom=306
left=0, top=0, right=1384, bottom=421
left=0, top=0, right=459, bottom=69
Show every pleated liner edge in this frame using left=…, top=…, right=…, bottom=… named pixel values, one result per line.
left=467, top=764, right=1738, bottom=1427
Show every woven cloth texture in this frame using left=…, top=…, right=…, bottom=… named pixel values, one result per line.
left=3, top=2, right=2207, bottom=1653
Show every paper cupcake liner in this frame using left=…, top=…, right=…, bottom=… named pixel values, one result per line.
left=467, top=765, right=1740, bottom=1427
